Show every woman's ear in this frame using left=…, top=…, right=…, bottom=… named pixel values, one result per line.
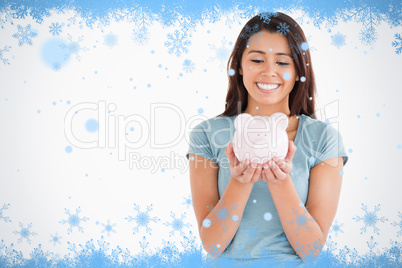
left=296, top=75, right=299, bottom=81
left=239, top=67, right=243, bottom=76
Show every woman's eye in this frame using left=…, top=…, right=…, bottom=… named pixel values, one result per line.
left=251, top=60, right=263, bottom=63
left=277, top=62, right=289, bottom=66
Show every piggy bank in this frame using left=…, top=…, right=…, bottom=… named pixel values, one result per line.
left=232, top=112, right=289, bottom=165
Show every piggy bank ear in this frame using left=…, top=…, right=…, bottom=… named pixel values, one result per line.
left=271, top=112, right=289, bottom=130
left=234, top=113, right=252, bottom=130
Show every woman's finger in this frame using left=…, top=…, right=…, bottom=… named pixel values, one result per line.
left=274, top=157, right=291, bottom=173
left=229, top=142, right=241, bottom=166
left=226, top=142, right=240, bottom=167
left=225, top=142, right=237, bottom=167
left=242, top=162, right=257, bottom=181
left=285, top=140, right=297, bottom=163
left=269, top=160, right=286, bottom=181
left=261, top=168, right=268, bottom=183
left=235, top=158, right=250, bottom=175
left=250, top=164, right=262, bottom=182
left=262, top=163, right=275, bottom=182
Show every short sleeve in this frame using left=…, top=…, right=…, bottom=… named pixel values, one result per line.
left=312, top=123, right=349, bottom=167
left=185, top=121, right=217, bottom=163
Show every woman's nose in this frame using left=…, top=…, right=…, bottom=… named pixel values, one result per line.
left=261, top=62, right=277, bottom=77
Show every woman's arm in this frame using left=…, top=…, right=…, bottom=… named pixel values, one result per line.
left=189, top=146, right=261, bottom=255
left=266, top=156, right=344, bottom=261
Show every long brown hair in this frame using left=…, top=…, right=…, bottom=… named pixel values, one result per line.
left=217, top=12, right=317, bottom=119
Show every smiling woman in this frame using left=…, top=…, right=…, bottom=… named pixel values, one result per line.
left=186, top=12, right=348, bottom=266
left=223, top=12, right=315, bottom=121
left=240, top=31, right=300, bottom=115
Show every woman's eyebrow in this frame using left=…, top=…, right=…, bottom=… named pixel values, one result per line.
left=248, top=50, right=292, bottom=57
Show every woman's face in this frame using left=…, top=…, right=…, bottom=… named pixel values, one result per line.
left=239, top=30, right=299, bottom=109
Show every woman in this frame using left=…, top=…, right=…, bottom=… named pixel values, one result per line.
left=186, top=12, right=348, bottom=265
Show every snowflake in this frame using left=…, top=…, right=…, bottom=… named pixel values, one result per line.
left=344, top=5, right=383, bottom=41
left=52, top=62, right=61, bottom=71
left=49, top=233, right=62, bottom=246
left=359, top=26, right=377, bottom=46
left=304, top=35, right=317, bottom=52
left=324, top=235, right=337, bottom=252
left=0, top=46, right=11, bottom=65
left=277, top=22, right=290, bottom=36
left=256, top=243, right=272, bottom=256
left=203, top=5, right=222, bottom=24
left=392, top=33, right=402, bottom=55
left=165, top=30, right=191, bottom=57
left=337, top=245, right=350, bottom=263
left=49, top=22, right=62, bottom=36
left=132, top=26, right=149, bottom=45
left=330, top=219, right=344, bottom=237
left=12, top=24, right=37, bottom=46
left=67, top=14, right=79, bottom=27
left=294, top=239, right=323, bottom=263
left=164, top=212, right=191, bottom=237
left=208, top=37, right=231, bottom=71
left=139, top=236, right=149, bottom=252
left=93, top=17, right=111, bottom=31
left=258, top=11, right=278, bottom=24
left=60, top=34, right=88, bottom=62
left=67, top=236, right=111, bottom=261
left=28, top=244, right=50, bottom=266
left=182, top=195, right=193, bottom=208
left=353, top=203, right=387, bottom=235
left=100, top=219, right=117, bottom=237
left=388, top=240, right=402, bottom=262
left=116, top=247, right=133, bottom=266
left=207, top=199, right=237, bottom=231
left=366, top=236, right=379, bottom=259
left=13, top=222, right=37, bottom=243
left=331, top=32, right=346, bottom=48
left=0, top=12, right=12, bottom=29
left=287, top=207, right=315, bottom=234
left=116, top=7, right=155, bottom=27
left=391, top=211, right=402, bottom=237
left=104, top=32, right=118, bottom=48
left=182, top=59, right=195, bottom=73
left=208, top=244, right=223, bottom=257
left=0, top=203, right=11, bottom=222
left=0, top=240, right=25, bottom=266
left=238, top=5, right=257, bottom=20
left=59, top=206, right=89, bottom=234
left=244, top=222, right=259, bottom=242
left=240, top=24, right=259, bottom=39
left=349, top=248, right=359, bottom=265
left=125, top=203, right=160, bottom=235
left=180, top=230, right=197, bottom=250
left=224, top=12, right=236, bottom=28
left=367, top=236, right=377, bottom=251
left=179, top=17, right=196, bottom=33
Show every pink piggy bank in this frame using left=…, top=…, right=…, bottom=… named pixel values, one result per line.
left=232, top=112, right=289, bottom=165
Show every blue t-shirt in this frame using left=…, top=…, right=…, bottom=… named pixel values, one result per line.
left=186, top=113, right=349, bottom=265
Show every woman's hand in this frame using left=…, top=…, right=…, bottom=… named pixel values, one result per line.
left=261, top=140, right=297, bottom=183
left=225, top=142, right=262, bottom=183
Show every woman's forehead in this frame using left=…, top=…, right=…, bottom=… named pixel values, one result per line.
left=245, top=31, right=291, bottom=54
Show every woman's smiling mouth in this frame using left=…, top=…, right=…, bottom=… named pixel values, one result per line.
left=256, top=82, right=280, bottom=92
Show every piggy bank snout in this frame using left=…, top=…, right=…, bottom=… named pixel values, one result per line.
left=246, top=133, right=270, bottom=144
